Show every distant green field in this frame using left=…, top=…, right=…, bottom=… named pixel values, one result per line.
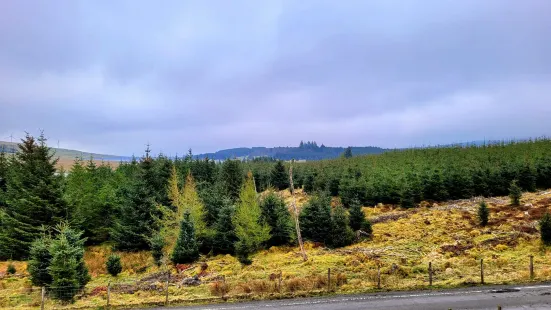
left=0, top=141, right=130, bottom=162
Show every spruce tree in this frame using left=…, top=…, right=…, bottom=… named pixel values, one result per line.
left=28, top=234, right=53, bottom=287
left=181, top=172, right=208, bottom=239
left=303, top=173, right=315, bottom=193
left=348, top=199, right=367, bottom=231
left=478, top=201, right=489, bottom=226
left=339, top=170, right=368, bottom=207
left=509, top=179, right=522, bottom=206
left=299, top=194, right=333, bottom=245
left=0, top=150, right=8, bottom=207
left=329, top=205, right=355, bottom=248
left=150, top=233, right=166, bottom=266
left=260, top=192, right=293, bottom=247
left=539, top=212, right=551, bottom=246
left=270, top=161, right=289, bottom=190
left=212, top=205, right=237, bottom=255
left=0, top=133, right=67, bottom=259
left=233, top=171, right=270, bottom=264
left=112, top=147, right=160, bottom=251
left=342, top=147, right=353, bottom=159
left=220, top=159, right=244, bottom=203
left=171, top=212, right=200, bottom=264
left=57, top=223, right=90, bottom=289
left=106, top=254, right=122, bottom=276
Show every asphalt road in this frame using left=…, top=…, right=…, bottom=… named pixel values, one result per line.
left=153, top=284, right=551, bottom=310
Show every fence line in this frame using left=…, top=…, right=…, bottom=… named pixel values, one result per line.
left=0, top=255, right=542, bottom=309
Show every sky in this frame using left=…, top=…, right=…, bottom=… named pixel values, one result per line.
left=1, top=0, right=550, bottom=156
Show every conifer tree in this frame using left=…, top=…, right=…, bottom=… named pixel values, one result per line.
left=167, top=165, right=181, bottom=210
left=233, top=171, right=270, bottom=264
left=150, top=233, right=166, bottom=266
left=260, top=192, right=293, bottom=247
left=220, top=159, right=244, bottom=203
left=518, top=162, right=537, bottom=192
left=106, top=254, right=122, bottom=276
left=0, top=150, right=8, bottom=207
left=0, top=133, right=66, bottom=259
left=348, top=199, right=367, bottom=231
left=303, top=173, right=315, bottom=193
left=509, top=179, right=522, bottom=206
left=299, top=194, right=333, bottom=245
left=270, top=161, right=289, bottom=190
left=112, top=147, right=160, bottom=251
left=181, top=172, right=207, bottom=238
left=329, top=205, right=355, bottom=248
left=539, top=212, right=551, bottom=246
left=171, top=212, right=200, bottom=264
left=478, top=201, right=489, bottom=226
left=339, top=170, right=368, bottom=207
left=28, top=234, right=53, bottom=287
left=342, top=147, right=353, bottom=158
left=212, top=205, right=237, bottom=255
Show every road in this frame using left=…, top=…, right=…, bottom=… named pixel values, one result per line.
left=152, top=284, right=551, bottom=310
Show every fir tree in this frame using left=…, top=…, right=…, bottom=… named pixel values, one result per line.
left=327, top=176, right=340, bottom=196
left=342, top=147, right=353, bottom=159
left=539, top=212, right=551, bottom=246
left=260, top=192, right=293, bottom=247
left=212, top=205, right=237, bottom=255
left=270, top=161, right=289, bottom=190
left=112, top=147, right=160, bottom=251
left=339, top=170, right=368, bottom=207
left=478, top=201, right=489, bottom=226
left=509, top=179, right=522, bottom=206
left=0, top=150, right=8, bottom=207
left=348, top=199, right=366, bottom=231
left=171, top=212, right=200, bottom=264
left=303, top=173, right=315, bottom=193
left=7, top=263, right=16, bottom=275
left=220, top=159, right=244, bottom=203
left=299, top=194, right=333, bottom=245
left=181, top=172, right=208, bottom=239
left=0, top=133, right=67, bottom=259
left=518, top=162, right=537, bottom=192
left=28, top=234, right=53, bottom=287
left=233, top=171, right=270, bottom=264
left=150, top=233, right=166, bottom=266
left=329, top=205, right=355, bottom=248
left=57, top=223, right=90, bottom=289
left=106, top=254, right=122, bottom=276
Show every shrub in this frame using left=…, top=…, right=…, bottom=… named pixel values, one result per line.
left=7, top=263, right=16, bottom=275
left=477, top=201, right=489, bottom=226
left=209, top=281, right=229, bottom=297
left=106, top=254, right=122, bottom=276
left=540, top=212, right=551, bottom=246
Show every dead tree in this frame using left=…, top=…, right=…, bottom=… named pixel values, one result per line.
left=289, top=162, right=307, bottom=261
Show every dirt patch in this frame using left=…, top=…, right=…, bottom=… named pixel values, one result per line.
left=440, top=242, right=474, bottom=256
left=370, top=212, right=411, bottom=224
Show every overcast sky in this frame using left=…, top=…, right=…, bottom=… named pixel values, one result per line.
left=1, top=0, right=550, bottom=155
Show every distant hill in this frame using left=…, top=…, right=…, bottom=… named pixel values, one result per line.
left=195, top=141, right=386, bottom=161
left=0, top=141, right=132, bottom=163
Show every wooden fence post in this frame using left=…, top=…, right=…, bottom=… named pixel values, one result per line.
left=480, top=259, right=484, bottom=284
left=377, top=265, right=381, bottom=289
left=429, top=262, right=433, bottom=287
left=530, top=255, right=534, bottom=280
left=40, top=287, right=45, bottom=310
left=327, top=268, right=331, bottom=292
left=165, top=272, right=170, bottom=306
left=107, top=281, right=111, bottom=309
left=279, top=271, right=282, bottom=293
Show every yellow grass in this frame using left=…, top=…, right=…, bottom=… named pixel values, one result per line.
left=2, top=190, right=551, bottom=309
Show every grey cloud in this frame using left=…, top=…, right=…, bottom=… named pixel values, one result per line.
left=1, top=0, right=550, bottom=155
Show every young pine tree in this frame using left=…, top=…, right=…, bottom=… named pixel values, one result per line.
left=509, top=179, right=522, bottom=206
left=0, top=133, right=67, bottom=259
left=27, top=234, right=53, bottom=287
left=212, top=205, right=237, bottom=255
left=150, top=233, right=166, bottom=267
left=539, top=212, right=551, bottom=246
left=233, top=172, right=271, bottom=264
left=329, top=205, right=355, bottom=248
left=57, top=223, right=90, bottom=289
left=260, top=192, right=294, bottom=247
left=181, top=172, right=208, bottom=239
left=112, top=148, right=160, bottom=251
left=478, top=201, right=489, bottom=227
left=171, top=212, right=200, bottom=264
left=270, top=161, right=289, bottom=191
left=48, top=233, right=79, bottom=302
left=299, top=194, right=333, bottom=245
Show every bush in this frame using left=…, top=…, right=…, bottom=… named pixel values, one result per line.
left=509, top=180, right=522, bottom=206
left=106, top=254, right=122, bottom=276
left=540, top=212, right=551, bottom=246
left=477, top=201, right=489, bottom=226
left=209, top=281, right=229, bottom=296
left=7, top=263, right=16, bottom=275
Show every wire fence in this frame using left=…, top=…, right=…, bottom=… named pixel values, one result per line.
left=0, top=255, right=543, bottom=309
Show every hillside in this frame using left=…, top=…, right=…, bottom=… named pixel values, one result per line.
left=0, top=141, right=131, bottom=168
left=2, top=189, right=551, bottom=309
left=196, top=142, right=386, bottom=161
